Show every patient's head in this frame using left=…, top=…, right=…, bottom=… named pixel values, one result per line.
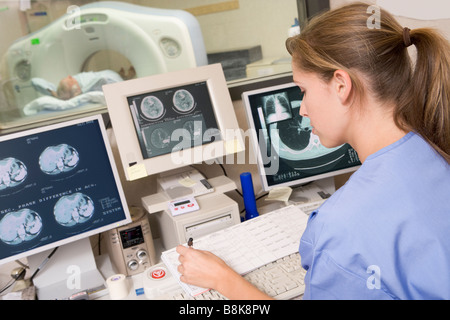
left=56, top=76, right=81, bottom=100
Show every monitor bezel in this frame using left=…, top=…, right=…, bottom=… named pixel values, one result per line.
left=103, top=63, right=244, bottom=180
left=0, top=114, right=132, bottom=265
left=242, top=82, right=361, bottom=191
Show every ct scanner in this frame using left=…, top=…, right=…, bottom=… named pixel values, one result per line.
left=0, top=1, right=207, bottom=131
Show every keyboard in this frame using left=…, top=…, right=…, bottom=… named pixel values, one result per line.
left=163, top=252, right=305, bottom=300
left=146, top=205, right=310, bottom=300
left=243, top=252, right=305, bottom=300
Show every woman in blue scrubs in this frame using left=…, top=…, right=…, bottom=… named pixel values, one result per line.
left=176, top=3, right=450, bottom=299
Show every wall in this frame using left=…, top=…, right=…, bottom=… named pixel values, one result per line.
left=129, top=0, right=298, bottom=60
left=330, top=0, right=450, bottom=40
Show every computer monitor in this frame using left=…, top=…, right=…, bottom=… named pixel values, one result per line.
left=242, top=82, right=361, bottom=191
left=103, top=63, right=244, bottom=181
left=0, top=115, right=131, bottom=299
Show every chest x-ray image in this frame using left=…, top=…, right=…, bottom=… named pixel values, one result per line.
left=0, top=209, right=43, bottom=245
left=0, top=158, right=27, bottom=190
left=263, top=92, right=293, bottom=124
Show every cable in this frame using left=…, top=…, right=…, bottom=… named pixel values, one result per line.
left=218, top=163, right=227, bottom=177
left=29, top=247, right=59, bottom=282
left=0, top=268, right=26, bottom=295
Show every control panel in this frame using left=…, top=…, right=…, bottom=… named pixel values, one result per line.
left=105, top=207, right=156, bottom=276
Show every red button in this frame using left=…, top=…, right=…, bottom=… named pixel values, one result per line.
left=151, top=268, right=166, bottom=279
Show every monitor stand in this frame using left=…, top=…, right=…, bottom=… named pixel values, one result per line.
left=289, top=177, right=335, bottom=203
left=27, top=238, right=105, bottom=300
left=156, top=167, right=214, bottom=200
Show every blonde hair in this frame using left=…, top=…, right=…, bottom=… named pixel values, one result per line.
left=286, top=2, right=450, bottom=163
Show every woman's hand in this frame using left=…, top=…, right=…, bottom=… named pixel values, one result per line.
left=175, top=245, right=273, bottom=300
left=176, top=245, right=233, bottom=290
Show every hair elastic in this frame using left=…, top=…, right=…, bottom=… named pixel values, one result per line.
left=403, top=27, right=412, bottom=47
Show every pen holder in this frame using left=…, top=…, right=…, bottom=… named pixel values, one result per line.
left=240, top=172, right=259, bottom=220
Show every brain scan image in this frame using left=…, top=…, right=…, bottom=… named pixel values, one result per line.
left=183, top=121, right=202, bottom=141
left=0, top=158, right=27, bottom=191
left=39, top=144, right=79, bottom=175
left=54, top=193, right=94, bottom=227
left=0, top=209, right=42, bottom=245
left=150, top=128, right=171, bottom=149
left=173, top=89, right=195, bottom=113
left=141, top=96, right=164, bottom=120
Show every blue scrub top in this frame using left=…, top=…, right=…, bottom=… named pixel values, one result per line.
left=300, top=132, right=450, bottom=300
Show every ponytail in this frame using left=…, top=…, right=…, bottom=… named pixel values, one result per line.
left=286, top=2, right=450, bottom=163
left=396, top=28, right=450, bottom=163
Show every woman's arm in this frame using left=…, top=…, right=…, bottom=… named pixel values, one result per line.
left=176, top=245, right=273, bottom=300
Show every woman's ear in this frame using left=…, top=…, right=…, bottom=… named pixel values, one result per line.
left=332, top=69, right=353, bottom=106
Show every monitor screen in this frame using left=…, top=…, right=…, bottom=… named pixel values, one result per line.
left=0, top=115, right=131, bottom=264
left=103, top=64, right=244, bottom=180
left=242, top=82, right=361, bottom=191
left=127, top=81, right=221, bottom=160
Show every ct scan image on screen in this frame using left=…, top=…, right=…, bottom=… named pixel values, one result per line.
left=0, top=118, right=129, bottom=261
left=245, top=84, right=361, bottom=189
left=127, top=81, right=222, bottom=160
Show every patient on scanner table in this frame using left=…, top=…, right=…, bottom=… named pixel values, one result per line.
left=25, top=67, right=135, bottom=115
left=49, top=69, right=134, bottom=100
